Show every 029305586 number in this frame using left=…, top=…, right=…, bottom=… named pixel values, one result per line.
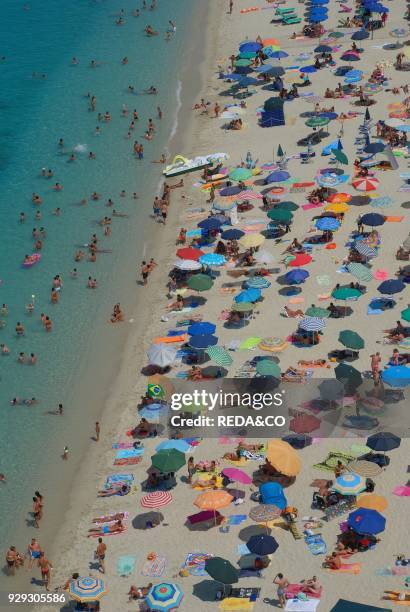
left=6, top=592, right=67, bottom=605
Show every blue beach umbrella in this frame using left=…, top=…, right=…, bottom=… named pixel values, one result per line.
left=354, top=241, right=377, bottom=259
left=364, top=142, right=385, bottom=154
left=246, top=534, right=279, bottom=555
left=221, top=228, right=244, bottom=240
left=347, top=508, right=386, bottom=535
left=300, top=65, right=317, bottom=74
left=199, top=253, right=226, bottom=266
left=381, top=366, right=410, bottom=387
left=219, top=186, right=241, bottom=196
left=198, top=218, right=223, bottom=230
left=245, top=277, right=271, bottom=289
left=361, top=213, right=385, bottom=227
left=189, top=334, right=218, bottom=349
left=315, top=217, right=341, bottom=231
left=235, top=288, right=261, bottom=303
left=345, top=76, right=361, bottom=84
left=299, top=316, right=326, bottom=331
left=238, top=76, right=259, bottom=88
left=366, top=432, right=401, bottom=452
left=377, top=279, right=405, bottom=295
left=68, top=577, right=108, bottom=603
left=188, top=322, right=216, bottom=336
left=352, top=29, right=369, bottom=40
left=239, top=41, right=262, bottom=54
left=264, top=170, right=290, bottom=184
left=309, top=14, right=328, bottom=22
left=314, top=44, right=333, bottom=53
left=270, top=50, right=289, bottom=59
left=156, top=439, right=191, bottom=453
left=341, top=52, right=360, bottom=62
left=146, top=583, right=184, bottom=612
left=260, top=482, right=287, bottom=508
left=333, top=473, right=366, bottom=496
left=311, top=0, right=329, bottom=4
left=285, top=269, right=310, bottom=284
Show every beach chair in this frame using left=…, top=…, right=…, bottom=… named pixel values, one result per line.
left=283, top=16, right=302, bottom=24
left=276, top=7, right=296, bottom=15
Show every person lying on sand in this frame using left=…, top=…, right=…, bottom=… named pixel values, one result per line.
left=165, top=295, right=184, bottom=312
left=322, top=552, right=342, bottom=569
left=128, top=583, right=153, bottom=601
left=92, top=512, right=126, bottom=523
left=97, top=484, right=130, bottom=497
left=88, top=520, right=124, bottom=536
left=283, top=306, right=304, bottom=318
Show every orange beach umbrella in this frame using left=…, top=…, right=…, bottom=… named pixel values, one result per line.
left=357, top=494, right=388, bottom=512
left=194, top=490, right=233, bottom=511
left=267, top=440, right=302, bottom=477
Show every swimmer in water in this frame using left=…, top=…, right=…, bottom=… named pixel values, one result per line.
left=151, top=153, right=166, bottom=163
left=19, top=212, right=26, bottom=223
left=26, top=302, right=35, bottom=314
left=71, top=57, right=78, bottom=65
left=1, top=344, right=10, bottom=355
left=70, top=268, right=78, bottom=279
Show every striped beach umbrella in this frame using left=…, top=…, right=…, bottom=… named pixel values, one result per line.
left=206, top=345, right=233, bottom=367
left=347, top=262, right=373, bottom=282
left=141, top=491, right=173, bottom=509
left=174, top=258, right=202, bottom=271
left=347, top=460, right=382, bottom=478
left=249, top=504, right=282, bottom=523
left=332, top=473, right=366, bottom=496
left=299, top=317, right=326, bottom=331
left=236, top=190, right=263, bottom=200
left=68, top=577, right=108, bottom=603
left=352, top=177, right=379, bottom=191
left=354, top=241, right=377, bottom=259
left=146, top=583, right=184, bottom=611
left=199, top=253, right=226, bottom=266
left=245, top=277, right=271, bottom=289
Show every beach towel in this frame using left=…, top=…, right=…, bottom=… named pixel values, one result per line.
left=117, top=555, right=136, bottom=577
left=326, top=563, right=361, bottom=574
left=286, top=585, right=322, bottom=599
left=182, top=552, right=214, bottom=576
left=305, top=533, right=327, bottom=555
left=285, top=599, right=320, bottom=611
left=313, top=451, right=356, bottom=472
left=89, top=526, right=127, bottom=537
left=229, top=515, right=247, bottom=526
left=219, top=599, right=254, bottom=611
left=393, top=486, right=410, bottom=496
left=115, top=448, right=144, bottom=460
left=385, top=216, right=404, bottom=222
left=153, top=335, right=187, bottom=344
left=141, top=555, right=166, bottom=577
left=238, top=543, right=251, bottom=556
left=113, top=457, right=142, bottom=466
left=106, top=474, right=134, bottom=485
left=112, top=442, right=134, bottom=449
left=302, top=203, right=324, bottom=211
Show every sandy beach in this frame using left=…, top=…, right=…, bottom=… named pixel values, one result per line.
left=20, top=0, right=410, bottom=610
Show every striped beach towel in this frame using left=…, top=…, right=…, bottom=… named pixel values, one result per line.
left=141, top=555, right=166, bottom=577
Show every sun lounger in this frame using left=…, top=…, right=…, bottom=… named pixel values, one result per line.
left=283, top=17, right=302, bottom=24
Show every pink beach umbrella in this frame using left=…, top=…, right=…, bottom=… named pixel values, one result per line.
left=374, top=269, right=389, bottom=281
left=235, top=191, right=263, bottom=200
left=222, top=467, right=252, bottom=485
left=393, top=485, right=410, bottom=496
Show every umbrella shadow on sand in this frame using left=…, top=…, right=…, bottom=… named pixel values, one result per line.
left=238, top=525, right=272, bottom=541
left=329, top=349, right=359, bottom=362
left=401, top=201, right=410, bottom=209
left=132, top=511, right=164, bottom=530
left=192, top=580, right=222, bottom=602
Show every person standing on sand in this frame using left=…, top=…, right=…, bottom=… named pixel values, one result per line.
left=37, top=551, right=52, bottom=590
left=58, top=403, right=63, bottom=415
left=141, top=261, right=150, bottom=286
left=229, top=0, right=233, bottom=14
left=63, top=446, right=69, bottom=460
left=95, top=421, right=101, bottom=441
left=6, top=546, right=18, bottom=575
left=95, top=538, right=107, bottom=573
left=273, top=573, right=289, bottom=609
left=371, top=352, right=381, bottom=383
left=32, top=496, right=42, bottom=528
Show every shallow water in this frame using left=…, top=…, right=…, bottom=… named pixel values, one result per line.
left=0, top=0, right=194, bottom=552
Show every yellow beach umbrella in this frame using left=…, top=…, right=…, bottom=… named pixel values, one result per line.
left=325, top=202, right=349, bottom=214
left=357, top=494, right=388, bottom=512
left=267, top=440, right=302, bottom=477
left=239, top=233, right=265, bottom=249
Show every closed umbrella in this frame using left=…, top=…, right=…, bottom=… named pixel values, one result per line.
left=361, top=213, right=385, bottom=227
left=68, top=577, right=108, bottom=603
left=347, top=508, right=386, bottom=535
left=187, top=274, right=213, bottom=291
left=338, top=330, right=364, bottom=350
left=333, top=473, right=366, bottom=496
left=255, top=360, right=281, bottom=378
left=366, top=432, right=401, bottom=452
left=146, top=583, right=184, bottom=611
left=378, top=279, right=405, bottom=295
left=147, top=344, right=177, bottom=367
left=205, top=557, right=239, bottom=585
left=206, top=345, right=233, bottom=367
left=188, top=322, right=216, bottom=336
left=247, top=535, right=279, bottom=555
left=266, top=440, right=302, bottom=476
left=151, top=449, right=185, bottom=473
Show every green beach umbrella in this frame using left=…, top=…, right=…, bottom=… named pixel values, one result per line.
left=238, top=51, right=256, bottom=60
left=239, top=337, right=262, bottom=349
left=151, top=449, right=186, bottom=473
left=234, top=58, right=252, bottom=68
left=347, top=263, right=373, bottom=283
left=339, top=330, right=365, bottom=350
left=328, top=31, right=344, bottom=39
left=205, top=557, right=239, bottom=585
left=232, top=302, right=253, bottom=312
left=256, top=360, right=281, bottom=378
left=187, top=274, right=213, bottom=292
left=335, top=363, right=363, bottom=389
left=332, top=287, right=362, bottom=300
left=277, top=144, right=284, bottom=158
left=305, top=116, right=330, bottom=128
left=333, top=149, right=349, bottom=165
left=276, top=201, right=299, bottom=211
left=206, top=345, right=233, bottom=366
left=305, top=306, right=330, bottom=318
left=229, top=167, right=253, bottom=181
left=267, top=209, right=293, bottom=223
left=401, top=306, right=410, bottom=322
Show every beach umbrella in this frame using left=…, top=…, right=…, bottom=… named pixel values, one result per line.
left=354, top=241, right=377, bottom=259
left=290, top=414, right=321, bottom=434
left=377, top=279, right=405, bottom=295
left=245, top=277, right=271, bottom=289
left=333, top=473, right=366, bottom=496
left=285, top=269, right=309, bottom=284
left=155, top=440, right=190, bottom=453
left=206, top=345, right=233, bottom=367
left=235, top=288, right=261, bottom=303
left=315, top=217, right=341, bottom=231
left=222, top=468, right=252, bottom=485
left=195, top=490, right=233, bottom=512
left=219, top=186, right=241, bottom=197
left=288, top=253, right=312, bottom=267
left=306, top=116, right=330, bottom=128
left=341, top=52, right=360, bottom=62
left=247, top=535, right=279, bottom=555
left=310, top=14, right=328, bottom=22
left=347, top=460, right=382, bottom=478
left=237, top=76, right=259, bottom=88
left=249, top=504, right=282, bottom=524
left=187, top=274, right=213, bottom=292
left=229, top=168, right=253, bottom=181
left=338, top=330, right=364, bottom=350
left=351, top=29, right=369, bottom=40
left=188, top=322, right=216, bottom=336
left=305, top=306, right=330, bottom=318
left=328, top=31, right=344, bottom=39
left=254, top=250, right=274, bottom=265
left=347, top=262, right=373, bottom=282
left=259, top=482, right=287, bottom=508
left=234, top=58, right=252, bottom=68
left=347, top=508, right=386, bottom=535
left=141, top=491, right=173, bottom=511
left=255, top=360, right=281, bottom=378
left=231, top=301, right=253, bottom=313
left=270, top=50, right=289, bottom=60
left=267, top=209, right=293, bottom=224
left=401, top=306, right=410, bottom=322
left=176, top=247, right=204, bottom=261
left=205, top=557, right=239, bottom=585
left=221, top=228, right=244, bottom=240
left=357, top=494, right=388, bottom=513
left=147, top=344, right=177, bottom=367
left=332, top=286, right=361, bottom=300
left=382, top=365, right=410, bottom=387
left=299, top=317, right=326, bottom=332
left=199, top=253, right=226, bottom=266
left=325, top=202, right=349, bottom=215
left=314, top=44, right=332, bottom=53
left=333, top=149, right=349, bottom=165
left=198, top=218, right=223, bottom=231
left=68, top=577, right=108, bottom=603
left=352, top=177, right=379, bottom=191
left=213, top=200, right=237, bottom=212
left=146, top=583, right=184, bottom=611
left=300, top=65, right=317, bottom=74
left=239, top=233, right=265, bottom=249
left=361, top=213, right=385, bottom=227
left=335, top=363, right=363, bottom=388
left=264, top=170, right=290, bottom=184
left=364, top=142, right=385, bottom=155
left=189, top=334, right=218, bottom=349
left=327, top=192, right=352, bottom=204
left=276, top=201, right=299, bottom=212
left=370, top=196, right=393, bottom=210
left=174, top=259, right=202, bottom=271
left=236, top=190, right=263, bottom=200
left=366, top=432, right=401, bottom=452
left=282, top=434, right=312, bottom=449
left=151, top=449, right=185, bottom=473
left=331, top=601, right=392, bottom=612
left=239, top=41, right=262, bottom=53
left=266, top=440, right=302, bottom=476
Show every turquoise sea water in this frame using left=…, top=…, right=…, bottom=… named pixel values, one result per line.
left=0, top=0, right=195, bottom=553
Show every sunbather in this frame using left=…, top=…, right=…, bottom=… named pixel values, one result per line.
left=88, top=519, right=124, bottom=536
left=323, top=552, right=342, bottom=569
left=92, top=512, right=126, bottom=523
left=128, top=582, right=153, bottom=601
left=97, top=484, right=130, bottom=497
left=283, top=305, right=304, bottom=318
left=301, top=576, right=322, bottom=596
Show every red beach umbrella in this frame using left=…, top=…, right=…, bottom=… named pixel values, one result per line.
left=176, top=247, right=204, bottom=261
left=141, top=491, right=173, bottom=509
left=290, top=414, right=321, bottom=434
left=288, top=253, right=313, bottom=267
left=352, top=177, right=379, bottom=192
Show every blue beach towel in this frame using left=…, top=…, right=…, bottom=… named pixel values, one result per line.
left=117, top=555, right=136, bottom=577
left=229, top=514, right=248, bottom=526
left=116, top=448, right=144, bottom=460
left=305, top=533, right=327, bottom=555
left=106, top=474, right=134, bottom=485
left=238, top=543, right=251, bottom=555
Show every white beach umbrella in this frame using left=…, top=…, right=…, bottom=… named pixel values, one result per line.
left=174, top=259, right=202, bottom=271
left=254, top=250, right=274, bottom=264
left=147, top=344, right=177, bottom=367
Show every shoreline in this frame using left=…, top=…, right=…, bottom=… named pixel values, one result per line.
left=32, top=0, right=222, bottom=598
